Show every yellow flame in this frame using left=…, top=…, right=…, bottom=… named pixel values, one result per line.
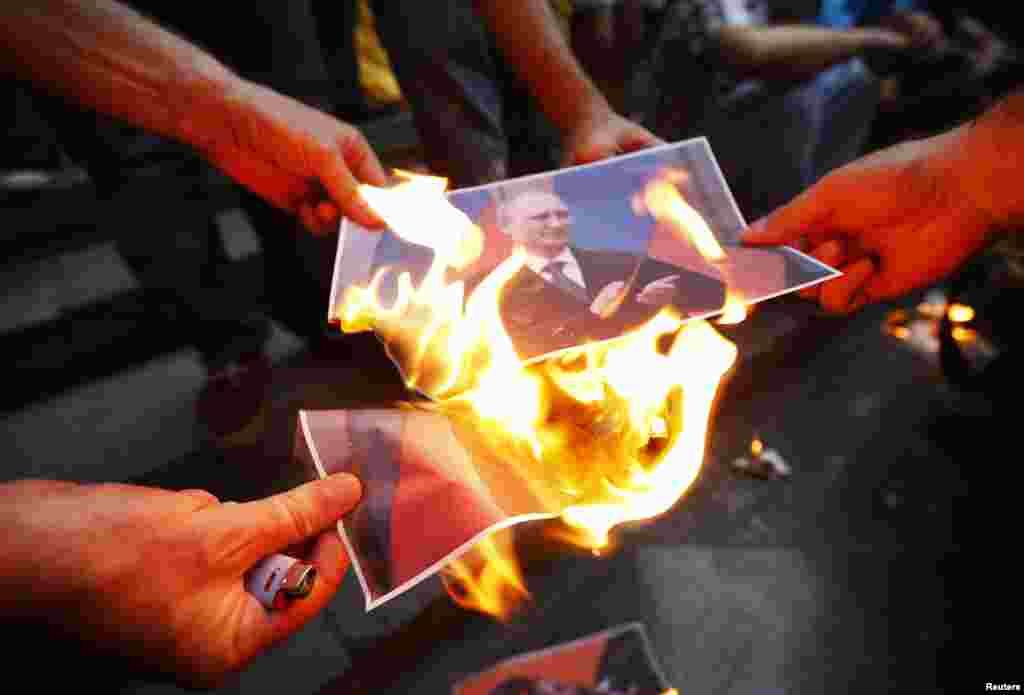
left=951, top=326, right=977, bottom=343
left=356, top=173, right=483, bottom=271
left=751, top=437, right=764, bottom=457
left=641, top=178, right=725, bottom=261
left=440, top=532, right=528, bottom=621
left=637, top=169, right=746, bottom=324
left=559, top=318, right=736, bottom=548
left=339, top=171, right=741, bottom=617
left=947, top=303, right=975, bottom=323
left=717, top=292, right=748, bottom=325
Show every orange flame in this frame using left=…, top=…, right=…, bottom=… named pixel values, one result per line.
left=637, top=169, right=747, bottom=324
left=339, top=172, right=741, bottom=618
left=947, top=303, right=975, bottom=324
left=441, top=532, right=528, bottom=621
left=951, top=326, right=977, bottom=343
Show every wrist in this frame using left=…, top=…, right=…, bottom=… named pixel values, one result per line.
left=958, top=94, right=1024, bottom=232
left=171, top=60, right=247, bottom=155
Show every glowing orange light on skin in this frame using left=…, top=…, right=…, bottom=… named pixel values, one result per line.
left=357, top=171, right=483, bottom=271
left=441, top=532, right=528, bottom=622
left=340, top=171, right=742, bottom=617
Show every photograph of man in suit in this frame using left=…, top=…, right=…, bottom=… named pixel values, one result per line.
left=467, top=188, right=727, bottom=360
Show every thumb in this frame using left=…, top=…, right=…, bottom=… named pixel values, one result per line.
left=218, top=474, right=363, bottom=567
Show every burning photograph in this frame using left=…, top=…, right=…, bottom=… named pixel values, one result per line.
left=298, top=307, right=740, bottom=610
left=311, top=139, right=840, bottom=612
left=329, top=137, right=838, bottom=364
left=452, top=623, right=671, bottom=695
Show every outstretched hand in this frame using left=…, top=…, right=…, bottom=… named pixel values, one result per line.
left=742, top=125, right=996, bottom=313
left=202, top=80, right=388, bottom=235
left=0, top=475, right=361, bottom=688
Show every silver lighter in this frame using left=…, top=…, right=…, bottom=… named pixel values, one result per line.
left=245, top=554, right=317, bottom=610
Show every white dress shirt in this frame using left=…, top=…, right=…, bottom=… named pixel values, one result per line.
left=525, top=247, right=587, bottom=290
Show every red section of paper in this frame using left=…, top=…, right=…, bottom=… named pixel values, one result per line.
left=390, top=411, right=507, bottom=587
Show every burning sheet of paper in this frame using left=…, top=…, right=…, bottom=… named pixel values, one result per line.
left=452, top=623, right=672, bottom=695
left=306, top=139, right=839, bottom=613
left=330, top=138, right=838, bottom=366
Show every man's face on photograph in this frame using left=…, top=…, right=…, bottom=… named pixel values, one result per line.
left=506, top=191, right=572, bottom=259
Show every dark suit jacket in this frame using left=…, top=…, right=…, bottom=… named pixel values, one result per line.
left=468, top=246, right=726, bottom=360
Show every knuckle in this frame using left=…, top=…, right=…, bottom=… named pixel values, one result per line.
left=179, top=489, right=220, bottom=510
left=272, top=490, right=317, bottom=541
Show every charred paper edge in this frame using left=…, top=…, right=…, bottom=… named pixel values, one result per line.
left=300, top=410, right=556, bottom=612
left=450, top=622, right=671, bottom=695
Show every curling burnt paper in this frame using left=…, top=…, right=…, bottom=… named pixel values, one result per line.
left=452, top=623, right=671, bottom=695
left=329, top=137, right=839, bottom=366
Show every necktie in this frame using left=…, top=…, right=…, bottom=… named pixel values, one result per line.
left=542, top=260, right=589, bottom=304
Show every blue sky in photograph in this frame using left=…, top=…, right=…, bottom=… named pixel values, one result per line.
left=372, top=139, right=738, bottom=267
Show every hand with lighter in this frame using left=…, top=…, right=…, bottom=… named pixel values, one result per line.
left=245, top=553, right=318, bottom=610
left=0, top=474, right=361, bottom=689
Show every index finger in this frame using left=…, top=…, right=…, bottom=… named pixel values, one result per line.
left=742, top=180, right=839, bottom=247
left=321, top=133, right=386, bottom=229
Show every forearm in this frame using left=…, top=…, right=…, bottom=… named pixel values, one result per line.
left=474, top=0, right=612, bottom=134
left=958, top=90, right=1024, bottom=231
left=714, top=25, right=906, bottom=81
left=0, top=0, right=241, bottom=153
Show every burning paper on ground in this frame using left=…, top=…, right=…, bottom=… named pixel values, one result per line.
left=451, top=623, right=672, bottom=695
left=303, top=139, right=839, bottom=613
